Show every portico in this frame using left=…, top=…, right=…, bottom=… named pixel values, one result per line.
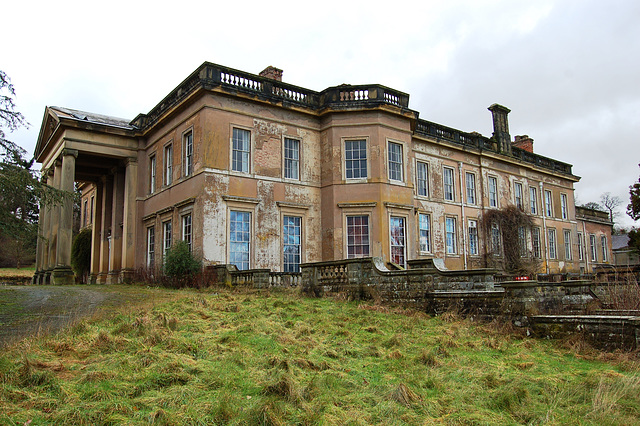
left=32, top=107, right=139, bottom=284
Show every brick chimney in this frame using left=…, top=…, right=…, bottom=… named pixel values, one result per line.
left=488, top=104, right=512, bottom=154
left=259, top=66, right=283, bottom=81
left=513, top=135, right=534, bottom=153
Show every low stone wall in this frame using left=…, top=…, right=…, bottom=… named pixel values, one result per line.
left=529, top=315, right=640, bottom=351
left=501, top=280, right=595, bottom=316
left=205, top=265, right=301, bottom=289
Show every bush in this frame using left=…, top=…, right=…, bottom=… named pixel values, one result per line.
left=163, top=241, right=202, bottom=288
left=71, top=227, right=92, bottom=283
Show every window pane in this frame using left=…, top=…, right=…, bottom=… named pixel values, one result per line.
left=390, top=216, right=406, bottom=265
left=417, top=162, right=428, bottom=196
left=345, top=140, right=367, bottom=179
left=419, top=213, right=430, bottom=252
left=388, top=142, right=403, bottom=181
left=283, top=215, right=301, bottom=272
left=444, top=168, right=454, bottom=201
left=347, top=215, right=369, bottom=258
left=284, top=138, right=300, bottom=180
left=230, top=211, right=250, bottom=270
left=232, top=128, right=250, bottom=172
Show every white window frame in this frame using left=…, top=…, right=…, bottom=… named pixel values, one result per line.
left=488, top=176, right=498, bottom=208
left=532, top=227, right=541, bottom=258
left=514, top=182, right=524, bottom=210
left=283, top=137, right=300, bottom=180
left=147, top=226, right=155, bottom=268
left=419, top=213, right=431, bottom=253
left=465, top=172, right=476, bottom=205
left=601, top=236, right=608, bottom=262
left=344, top=139, right=368, bottom=180
left=163, top=220, right=172, bottom=258
left=577, top=231, right=584, bottom=260
left=443, top=167, right=455, bottom=201
left=231, top=127, right=251, bottom=173
left=149, top=154, right=156, bottom=194
left=468, top=219, right=479, bottom=256
left=283, top=215, right=302, bottom=272
left=416, top=161, right=429, bottom=197
left=564, top=229, right=572, bottom=260
left=491, top=222, right=501, bottom=255
left=388, top=141, right=404, bottom=182
left=164, top=144, right=173, bottom=186
left=182, top=213, right=192, bottom=252
left=346, top=214, right=371, bottom=259
left=229, top=210, right=252, bottom=270
left=545, top=190, right=553, bottom=217
left=389, top=215, right=407, bottom=266
left=548, top=228, right=557, bottom=260
left=183, top=130, right=193, bottom=177
left=529, top=186, right=537, bottom=215
left=445, top=216, right=457, bottom=255
left=561, top=193, right=568, bottom=220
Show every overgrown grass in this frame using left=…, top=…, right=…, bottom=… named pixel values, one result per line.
left=1, top=286, right=639, bottom=425
left=0, top=266, right=35, bottom=278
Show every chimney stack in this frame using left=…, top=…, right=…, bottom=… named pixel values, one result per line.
left=513, top=135, right=534, bottom=153
left=488, top=104, right=512, bottom=154
left=259, top=66, right=283, bottom=82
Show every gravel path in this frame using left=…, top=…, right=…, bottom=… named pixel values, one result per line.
left=0, top=285, right=144, bottom=348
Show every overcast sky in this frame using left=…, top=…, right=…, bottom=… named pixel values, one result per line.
left=4, top=0, right=639, bottom=228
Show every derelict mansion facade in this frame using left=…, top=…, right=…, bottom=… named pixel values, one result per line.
left=32, top=62, right=612, bottom=284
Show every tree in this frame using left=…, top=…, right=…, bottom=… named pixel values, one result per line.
left=163, top=240, right=202, bottom=288
left=628, top=163, right=640, bottom=221
left=628, top=228, right=640, bottom=254
left=0, top=70, right=67, bottom=267
left=600, top=192, right=622, bottom=223
left=580, top=201, right=603, bottom=211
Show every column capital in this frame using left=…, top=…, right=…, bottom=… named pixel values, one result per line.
left=124, top=157, right=138, bottom=166
left=61, top=148, right=79, bottom=158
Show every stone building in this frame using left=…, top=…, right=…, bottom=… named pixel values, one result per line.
left=32, top=62, right=612, bottom=284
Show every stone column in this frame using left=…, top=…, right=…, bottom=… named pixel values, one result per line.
left=48, top=161, right=62, bottom=274
left=107, top=167, right=125, bottom=284
left=52, top=149, right=77, bottom=285
left=32, top=175, right=48, bottom=284
left=41, top=171, right=54, bottom=284
left=90, top=180, right=103, bottom=284
left=97, top=175, right=113, bottom=284
left=120, top=158, right=138, bottom=282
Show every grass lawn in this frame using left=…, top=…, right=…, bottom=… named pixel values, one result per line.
left=0, top=266, right=35, bottom=278
left=1, top=286, right=639, bottom=425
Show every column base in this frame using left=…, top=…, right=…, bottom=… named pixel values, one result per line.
left=31, top=272, right=41, bottom=285
left=43, top=269, right=53, bottom=285
left=120, top=268, right=135, bottom=283
left=106, top=271, right=120, bottom=284
left=95, top=272, right=109, bottom=284
left=51, top=266, right=75, bottom=285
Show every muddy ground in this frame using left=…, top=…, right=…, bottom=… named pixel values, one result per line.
left=0, top=285, right=169, bottom=348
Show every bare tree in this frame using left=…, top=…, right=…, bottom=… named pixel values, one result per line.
left=600, top=192, right=622, bottom=223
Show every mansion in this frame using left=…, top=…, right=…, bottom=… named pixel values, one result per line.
left=32, top=63, right=612, bottom=284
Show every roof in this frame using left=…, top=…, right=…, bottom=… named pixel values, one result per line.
left=50, top=106, right=136, bottom=130
left=612, top=234, right=630, bottom=251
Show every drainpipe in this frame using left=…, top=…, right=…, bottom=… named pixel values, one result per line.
left=540, top=182, right=548, bottom=274
left=459, top=162, right=468, bottom=270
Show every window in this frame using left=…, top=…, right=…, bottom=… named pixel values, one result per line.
left=515, top=182, right=523, bottom=210
left=561, top=194, right=568, bottom=219
left=182, top=214, right=192, bottom=251
left=491, top=223, right=501, bottom=255
left=346, top=215, right=370, bottom=258
left=468, top=220, right=478, bottom=255
left=390, top=216, right=406, bottom=265
left=232, top=128, right=250, bottom=173
left=577, top=232, right=584, bottom=260
left=532, top=227, right=541, bottom=258
left=230, top=211, right=251, bottom=270
left=345, top=140, right=367, bottom=179
left=488, top=176, right=498, bottom=207
left=388, top=141, right=403, bottom=181
left=443, top=167, right=455, bottom=201
left=89, top=196, right=94, bottom=225
left=416, top=161, right=429, bottom=196
left=530, top=186, right=538, bottom=215
left=545, top=190, right=553, bottom=217
left=83, top=199, right=88, bottom=227
left=147, top=226, right=155, bottom=267
left=518, top=226, right=527, bottom=257
left=589, top=234, right=597, bottom=261
left=548, top=228, right=557, bottom=259
left=466, top=172, right=476, bottom=205
left=445, top=217, right=457, bottom=254
left=564, top=230, right=572, bottom=260
left=183, top=131, right=193, bottom=177
left=283, top=216, right=301, bottom=272
left=149, top=155, right=156, bottom=194
left=419, top=213, right=431, bottom=253
left=163, top=220, right=172, bottom=258
left=601, top=236, right=608, bottom=262
left=284, top=138, right=300, bottom=180
left=164, top=145, right=173, bottom=186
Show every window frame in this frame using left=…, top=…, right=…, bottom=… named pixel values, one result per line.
left=344, top=139, right=368, bottom=181
left=601, top=236, right=608, bottom=262
left=445, top=216, right=457, bottom=255
left=465, top=172, right=476, bottom=205
left=532, top=227, right=541, bottom=258
left=149, top=154, right=156, bottom=194
left=229, top=209, right=252, bottom=270
left=561, top=193, right=568, bottom=220
left=564, top=229, right=572, bottom=260
left=419, top=213, right=431, bottom=253
left=443, top=166, right=455, bottom=202
left=491, top=222, right=501, bottom=255
left=529, top=186, right=538, bottom=215
left=577, top=231, right=584, bottom=260
left=346, top=214, right=371, bottom=259
left=147, top=226, right=155, bottom=268
left=387, top=141, right=404, bottom=182
left=514, top=182, right=524, bottom=210
left=548, top=228, right=557, bottom=260
left=488, top=176, right=498, bottom=208
left=183, top=129, right=193, bottom=177
left=231, top=127, right=251, bottom=173
left=283, top=137, right=300, bottom=180
left=389, top=215, right=407, bottom=266
left=544, top=190, right=553, bottom=217
left=468, top=219, right=479, bottom=256
left=416, top=161, right=429, bottom=197
left=164, top=143, right=173, bottom=186
left=283, top=215, right=302, bottom=272
left=182, top=213, right=192, bottom=252
left=163, top=220, right=172, bottom=258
